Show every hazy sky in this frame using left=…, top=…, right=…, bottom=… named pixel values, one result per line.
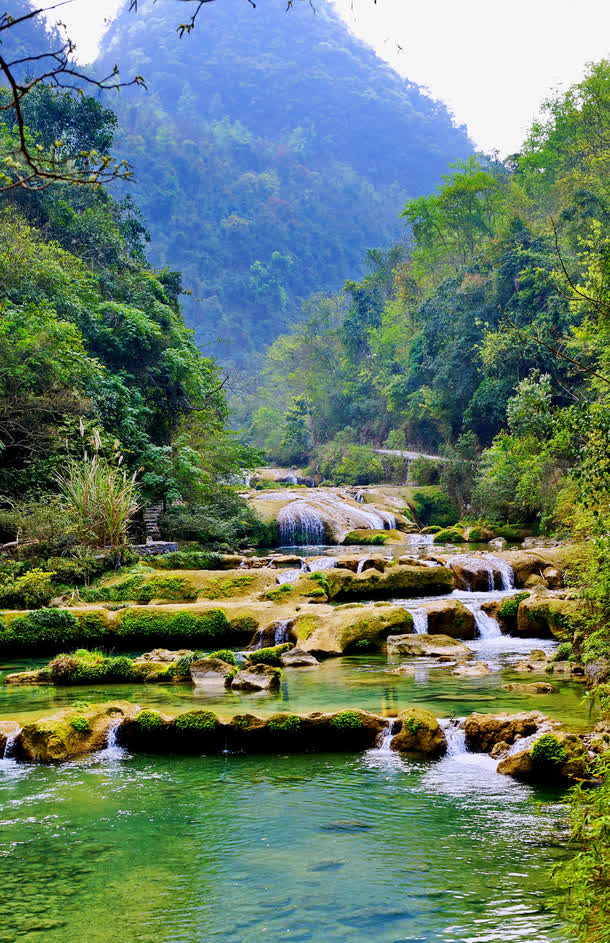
left=45, top=0, right=610, bottom=155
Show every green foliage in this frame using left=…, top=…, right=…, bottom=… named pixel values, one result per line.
left=0, top=568, right=55, bottom=609
left=82, top=572, right=197, bottom=604
left=409, top=457, right=440, bottom=486
left=116, top=608, right=231, bottom=647
left=56, top=454, right=139, bottom=552
left=268, top=714, right=301, bottom=734
left=343, top=531, right=387, bottom=546
left=247, top=644, right=292, bottom=667
left=314, top=439, right=385, bottom=487
left=146, top=551, right=224, bottom=570
left=69, top=716, right=91, bottom=734
left=159, top=488, right=268, bottom=549
left=330, top=711, right=363, bottom=730
left=411, top=488, right=457, bottom=528
left=553, top=642, right=573, bottom=662
left=405, top=717, right=423, bottom=735
left=208, top=649, right=237, bottom=666
left=175, top=710, right=218, bottom=733
left=135, top=709, right=165, bottom=732
left=498, top=592, right=530, bottom=625
left=47, top=649, right=135, bottom=685
left=0, top=608, right=86, bottom=653
left=530, top=734, right=569, bottom=767
left=432, top=527, right=465, bottom=544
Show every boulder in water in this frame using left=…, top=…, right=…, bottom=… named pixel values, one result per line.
left=452, top=661, right=491, bottom=676
left=231, top=663, right=282, bottom=691
left=421, top=599, right=476, bottom=640
left=15, top=702, right=136, bottom=762
left=497, top=732, right=588, bottom=784
left=297, top=604, right=412, bottom=657
left=135, top=648, right=194, bottom=663
left=390, top=708, right=447, bottom=756
left=280, top=648, right=320, bottom=667
left=190, top=657, right=236, bottom=687
left=322, top=564, right=454, bottom=601
left=225, top=709, right=385, bottom=753
left=516, top=596, right=581, bottom=639
left=463, top=711, right=548, bottom=753
left=386, top=634, right=471, bottom=659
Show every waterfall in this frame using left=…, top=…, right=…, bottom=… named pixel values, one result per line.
left=98, top=718, right=126, bottom=760
left=464, top=601, right=502, bottom=639
left=441, top=719, right=467, bottom=756
left=276, top=568, right=302, bottom=585
left=356, top=558, right=367, bottom=575
left=487, top=555, right=515, bottom=590
left=410, top=608, right=429, bottom=634
left=355, top=490, right=364, bottom=504
left=2, top=726, right=20, bottom=760
left=278, top=502, right=325, bottom=545
left=377, top=718, right=398, bottom=753
left=305, top=556, right=339, bottom=573
left=273, top=620, right=291, bottom=645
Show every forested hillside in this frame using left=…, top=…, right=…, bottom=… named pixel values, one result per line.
left=97, top=0, right=471, bottom=364
left=249, top=61, right=610, bottom=524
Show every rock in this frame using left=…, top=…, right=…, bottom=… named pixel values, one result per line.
left=250, top=619, right=297, bottom=648
left=225, top=709, right=385, bottom=753
left=134, top=648, right=194, bottom=663
left=453, top=661, right=490, bottom=677
left=502, top=682, right=555, bottom=694
left=421, top=599, right=476, bottom=640
left=190, top=657, right=235, bottom=687
left=493, top=548, right=568, bottom=587
left=524, top=574, right=546, bottom=589
left=464, top=525, right=494, bottom=542
left=332, top=556, right=386, bottom=574
left=585, top=658, right=610, bottom=686
left=386, top=634, right=471, bottom=659
left=443, top=554, right=505, bottom=592
left=463, top=711, right=547, bottom=753
left=543, top=566, right=563, bottom=589
left=490, top=740, right=510, bottom=759
left=231, top=663, right=281, bottom=691
left=4, top=670, right=48, bottom=685
left=498, top=732, right=589, bottom=784
left=297, top=604, right=412, bottom=657
left=320, top=564, right=455, bottom=601
left=516, top=596, right=581, bottom=639
left=530, top=649, right=547, bottom=661
left=15, top=702, right=136, bottom=762
left=488, top=537, right=507, bottom=551
left=280, top=648, right=320, bottom=667
left=390, top=708, right=447, bottom=756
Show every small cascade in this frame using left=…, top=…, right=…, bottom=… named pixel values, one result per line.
left=278, top=502, right=325, bottom=545
left=99, top=718, right=126, bottom=761
left=2, top=726, right=20, bottom=761
left=275, top=568, right=302, bottom=585
left=441, top=719, right=467, bottom=756
left=408, top=608, right=428, bottom=634
left=273, top=620, right=291, bottom=645
left=486, top=555, right=515, bottom=590
left=356, top=558, right=367, bottom=575
left=355, top=490, right=364, bottom=504
left=465, top=601, right=502, bottom=639
left=377, top=718, right=398, bottom=753
left=305, top=556, right=339, bottom=573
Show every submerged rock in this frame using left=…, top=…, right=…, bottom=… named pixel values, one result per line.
left=390, top=708, right=447, bottom=756
left=231, top=663, right=281, bottom=691
left=15, top=701, right=136, bottom=763
left=452, top=661, right=490, bottom=677
left=502, top=682, right=555, bottom=694
left=464, top=711, right=548, bottom=753
left=386, top=634, right=471, bottom=659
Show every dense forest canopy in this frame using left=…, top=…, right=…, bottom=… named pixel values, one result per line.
left=96, top=0, right=472, bottom=365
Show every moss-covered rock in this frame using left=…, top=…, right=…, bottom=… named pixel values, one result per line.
left=342, top=529, right=406, bottom=545
left=502, top=682, right=555, bottom=694
left=189, top=657, right=236, bottom=687
left=231, top=664, right=282, bottom=691
left=432, top=527, right=466, bottom=544
left=225, top=709, right=385, bottom=753
left=497, top=732, right=588, bottom=784
left=390, top=708, right=447, bottom=756
left=296, top=605, right=412, bottom=656
left=516, top=596, right=582, bottom=640
left=319, top=564, right=454, bottom=601
left=15, top=701, right=136, bottom=762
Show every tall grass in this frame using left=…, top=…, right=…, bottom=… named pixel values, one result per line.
left=56, top=454, right=140, bottom=551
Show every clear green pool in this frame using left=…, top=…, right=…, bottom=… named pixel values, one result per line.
left=0, top=744, right=568, bottom=942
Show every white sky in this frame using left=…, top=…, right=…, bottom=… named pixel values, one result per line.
left=45, top=0, right=610, bottom=155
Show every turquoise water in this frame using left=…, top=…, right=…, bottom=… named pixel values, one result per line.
left=0, top=653, right=591, bottom=728
left=0, top=745, right=568, bottom=942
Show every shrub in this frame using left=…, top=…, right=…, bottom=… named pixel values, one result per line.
left=1, top=608, right=83, bottom=652
left=136, top=709, right=165, bottom=732
left=0, top=568, right=56, bottom=609
left=56, top=454, right=139, bottom=552
left=116, top=608, right=230, bottom=646
left=411, top=487, right=456, bottom=527
left=159, top=487, right=268, bottom=548
left=530, top=734, right=568, bottom=767
left=261, top=584, right=293, bottom=602
left=247, top=643, right=292, bottom=667
left=410, top=457, right=440, bottom=486
left=497, top=592, right=530, bottom=624
left=405, top=717, right=422, bottom=734
left=147, top=551, right=224, bottom=570
left=69, top=716, right=91, bottom=734
left=268, top=714, right=301, bottom=734
left=553, top=641, right=573, bottom=662
left=209, top=649, right=237, bottom=666
left=82, top=573, right=197, bottom=604
left=330, top=710, right=363, bottom=730
left=175, top=710, right=218, bottom=733
left=47, top=650, right=136, bottom=685
left=432, top=527, right=465, bottom=544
